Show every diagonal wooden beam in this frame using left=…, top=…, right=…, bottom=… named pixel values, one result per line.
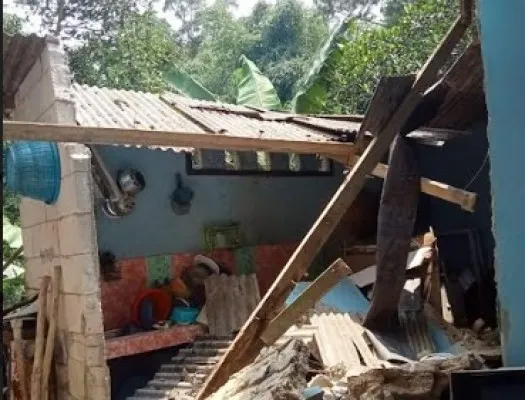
left=260, top=258, right=353, bottom=345
left=197, top=15, right=471, bottom=400
left=2, top=121, right=355, bottom=158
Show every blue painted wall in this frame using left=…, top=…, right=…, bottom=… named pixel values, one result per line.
left=95, top=146, right=344, bottom=260
left=479, top=0, right=525, bottom=366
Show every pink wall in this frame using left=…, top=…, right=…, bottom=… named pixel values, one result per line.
left=100, top=244, right=297, bottom=330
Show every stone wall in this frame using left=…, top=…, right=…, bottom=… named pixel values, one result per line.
left=14, top=37, right=109, bottom=400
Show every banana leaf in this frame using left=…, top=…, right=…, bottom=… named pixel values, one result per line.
left=236, top=55, right=281, bottom=110
left=164, top=67, right=217, bottom=101
left=291, top=16, right=353, bottom=113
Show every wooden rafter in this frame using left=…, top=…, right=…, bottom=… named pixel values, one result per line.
left=2, top=121, right=355, bottom=158
left=197, top=14, right=472, bottom=399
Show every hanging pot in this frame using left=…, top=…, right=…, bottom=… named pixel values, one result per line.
left=117, top=169, right=145, bottom=195
left=170, top=173, right=193, bottom=215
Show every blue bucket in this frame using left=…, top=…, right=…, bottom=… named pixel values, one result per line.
left=170, top=307, right=199, bottom=325
left=4, top=141, right=61, bottom=204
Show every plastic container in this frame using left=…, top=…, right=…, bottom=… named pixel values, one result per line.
left=170, top=306, right=199, bottom=325
left=131, top=289, right=172, bottom=327
left=4, top=141, right=61, bottom=204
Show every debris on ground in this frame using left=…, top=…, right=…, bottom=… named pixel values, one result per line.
left=205, top=339, right=311, bottom=400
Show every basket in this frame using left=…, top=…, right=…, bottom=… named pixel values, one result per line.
left=170, top=306, right=199, bottom=325
left=4, top=141, right=61, bottom=204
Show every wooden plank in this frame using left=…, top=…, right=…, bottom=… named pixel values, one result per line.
left=11, top=319, right=28, bottom=400
left=260, top=259, right=352, bottom=345
left=30, top=276, right=50, bottom=400
left=196, top=16, right=471, bottom=399
left=2, top=121, right=355, bottom=158
left=355, top=75, right=416, bottom=152
left=328, top=154, right=477, bottom=212
left=42, top=266, right=61, bottom=400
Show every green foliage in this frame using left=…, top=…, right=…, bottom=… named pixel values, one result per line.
left=69, top=12, right=180, bottom=92
left=243, top=0, right=329, bottom=102
left=292, top=16, right=353, bottom=113
left=165, top=67, right=218, bottom=101
left=3, top=13, right=24, bottom=35
left=236, top=55, right=281, bottom=110
left=313, top=0, right=379, bottom=21
left=321, top=0, right=468, bottom=114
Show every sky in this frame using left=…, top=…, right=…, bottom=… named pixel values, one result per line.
left=3, top=0, right=317, bottom=35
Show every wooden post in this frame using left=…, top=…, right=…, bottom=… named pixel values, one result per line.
left=196, top=16, right=471, bottom=400
left=260, top=259, right=352, bottom=345
left=11, top=318, right=29, bottom=400
left=31, top=276, right=51, bottom=400
left=42, top=266, right=61, bottom=400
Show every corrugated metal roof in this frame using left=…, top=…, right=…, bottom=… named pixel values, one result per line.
left=3, top=33, right=47, bottom=109
left=310, top=312, right=382, bottom=368
left=204, top=274, right=261, bottom=337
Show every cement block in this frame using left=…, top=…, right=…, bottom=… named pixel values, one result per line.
left=31, top=220, right=61, bottom=262
left=60, top=253, right=100, bottom=295
left=67, top=357, right=86, bottom=399
left=24, top=258, right=51, bottom=290
left=86, top=344, right=105, bottom=367
left=15, top=57, right=43, bottom=103
left=20, top=198, right=46, bottom=228
left=58, top=213, right=96, bottom=257
left=68, top=335, right=86, bottom=363
left=60, top=293, right=104, bottom=334
left=59, top=143, right=92, bottom=177
left=44, top=204, right=59, bottom=222
left=57, top=172, right=93, bottom=218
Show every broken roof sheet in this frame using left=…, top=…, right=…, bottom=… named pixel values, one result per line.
left=3, top=34, right=48, bottom=109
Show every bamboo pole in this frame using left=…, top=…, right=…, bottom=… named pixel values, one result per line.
left=11, top=318, right=28, bottom=400
left=31, top=276, right=51, bottom=400
left=41, top=266, right=61, bottom=400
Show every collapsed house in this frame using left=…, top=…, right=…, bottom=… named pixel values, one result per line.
left=3, top=3, right=524, bottom=398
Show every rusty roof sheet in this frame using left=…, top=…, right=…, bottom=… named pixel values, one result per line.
left=71, top=84, right=203, bottom=152
left=3, top=34, right=47, bottom=109
left=161, top=92, right=340, bottom=143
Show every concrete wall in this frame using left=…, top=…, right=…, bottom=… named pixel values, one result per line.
left=479, top=0, right=525, bottom=366
left=95, top=146, right=344, bottom=260
left=14, top=37, right=109, bottom=399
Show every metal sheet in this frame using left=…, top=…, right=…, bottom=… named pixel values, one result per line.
left=204, top=274, right=261, bottom=337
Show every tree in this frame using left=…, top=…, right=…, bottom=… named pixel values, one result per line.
left=380, top=0, right=417, bottom=25
left=243, top=0, right=329, bottom=103
left=313, top=0, right=379, bottom=21
left=16, top=0, right=150, bottom=39
left=163, top=0, right=205, bottom=45
left=319, top=0, right=471, bottom=114
left=69, top=11, right=181, bottom=92
left=3, top=13, right=25, bottom=35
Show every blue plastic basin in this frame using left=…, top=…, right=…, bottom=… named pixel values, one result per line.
left=171, top=307, right=199, bottom=325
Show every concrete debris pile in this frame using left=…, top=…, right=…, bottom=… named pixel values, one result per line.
left=206, top=339, right=311, bottom=400
left=311, top=353, right=485, bottom=400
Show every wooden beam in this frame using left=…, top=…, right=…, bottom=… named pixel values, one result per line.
left=42, top=266, right=61, bottom=400
left=260, top=259, right=352, bottom=345
left=31, top=276, right=50, bottom=400
left=2, top=121, right=355, bottom=158
left=197, top=15, right=471, bottom=400
left=329, top=154, right=477, bottom=212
